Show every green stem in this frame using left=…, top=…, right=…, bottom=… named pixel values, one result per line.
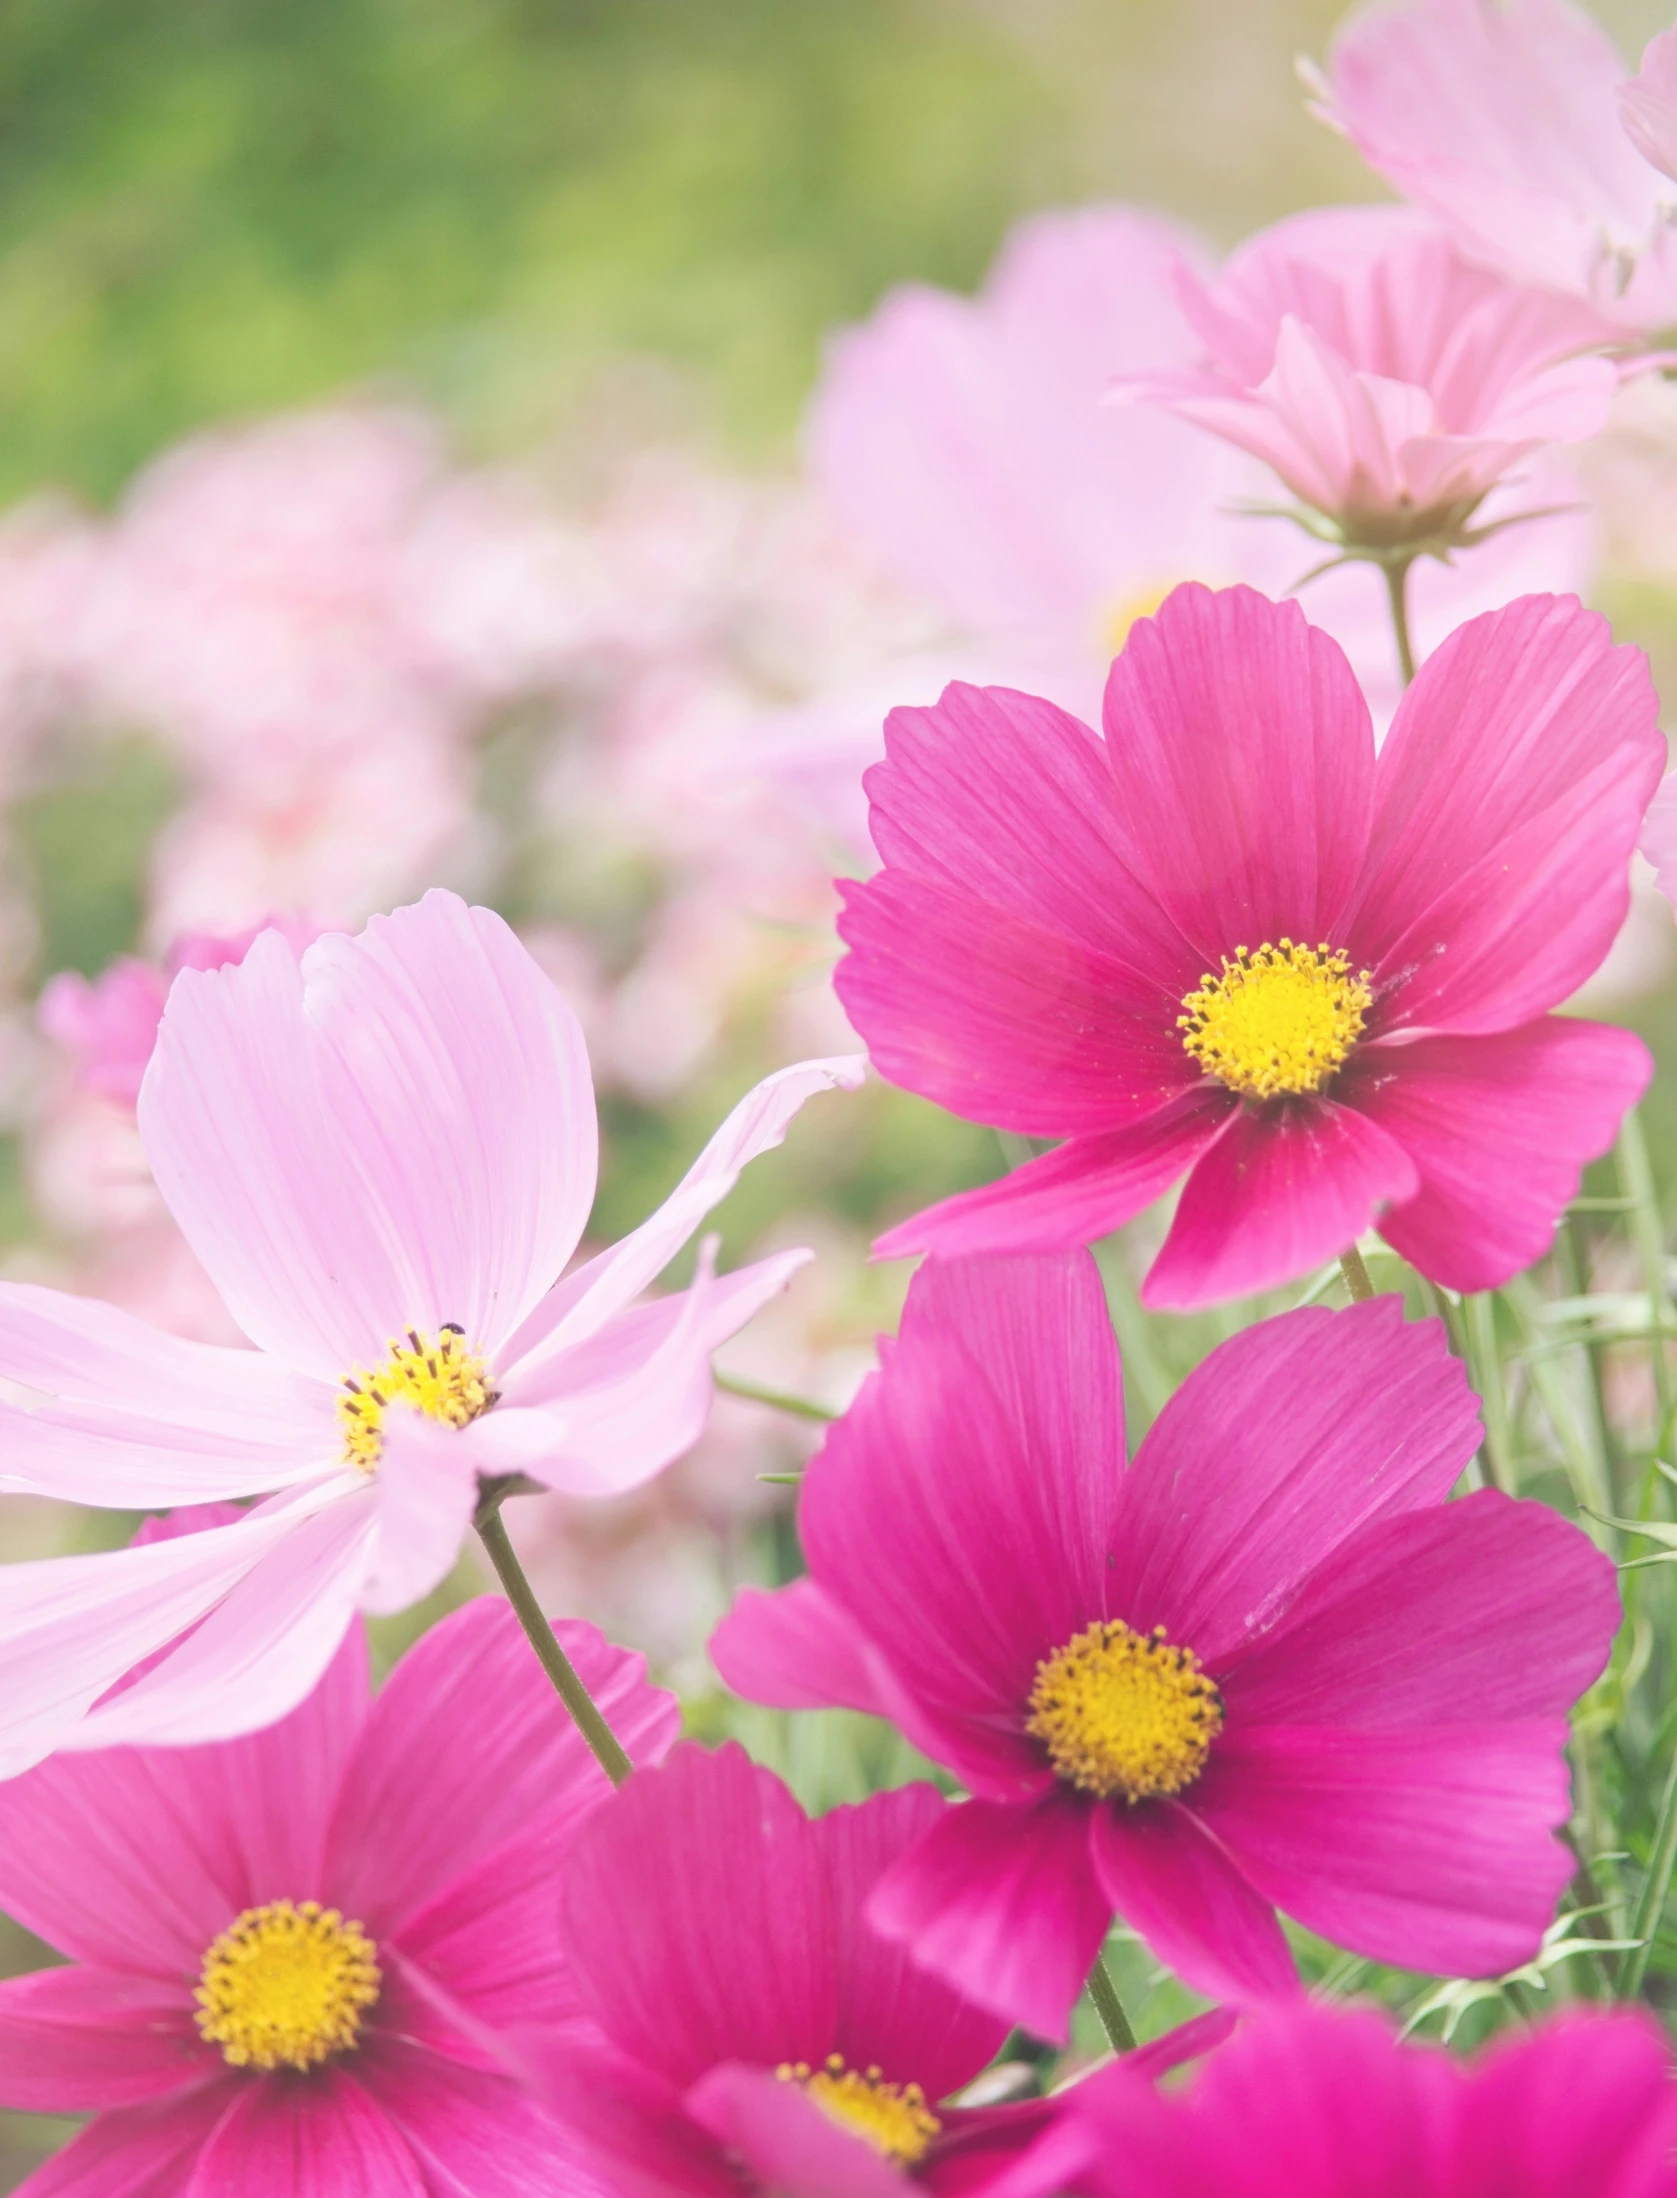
left=1339, top=1245, right=1376, bottom=1304
left=1463, top=1293, right=1517, bottom=1495
left=1621, top=1736, right=1677, bottom=1999
left=1085, top=1952, right=1137, bottom=2052
left=714, top=1370, right=837, bottom=1424
left=1383, top=557, right=1417, bottom=686
left=1617, top=1108, right=1674, bottom=1430
left=475, top=1499, right=634, bottom=1787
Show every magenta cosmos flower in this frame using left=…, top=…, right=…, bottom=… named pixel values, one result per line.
left=0, top=1589, right=679, bottom=2195
left=535, top=1738, right=1106, bottom=2198
left=0, top=888, right=860, bottom=1772
left=836, top=583, right=1659, bottom=1307
left=712, top=1253, right=1618, bottom=2038
left=1013, top=2001, right=1677, bottom=2198
left=1315, top=0, right=1677, bottom=336
left=1112, top=204, right=1629, bottom=553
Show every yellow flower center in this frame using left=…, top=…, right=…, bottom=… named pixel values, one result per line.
left=195, top=1900, right=381, bottom=2073
left=1178, top=939, right=1372, bottom=1101
left=338, top=1324, right=495, bottom=1471
left=778, top=2055, right=942, bottom=2167
left=1027, top=1620, right=1222, bottom=1802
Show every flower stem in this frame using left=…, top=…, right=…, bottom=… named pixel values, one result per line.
left=474, top=1498, right=634, bottom=1788
left=1085, top=1953, right=1137, bottom=2052
left=1339, top=1245, right=1376, bottom=1303
left=1621, top=1735, right=1677, bottom=1999
left=1616, top=1107, right=1674, bottom=1431
left=1383, top=558, right=1417, bottom=687
left=714, top=1370, right=837, bottom=1423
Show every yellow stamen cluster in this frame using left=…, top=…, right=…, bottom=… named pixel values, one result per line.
left=777, top=2054, right=942, bottom=2166
left=195, top=1900, right=381, bottom=2072
left=1178, top=939, right=1373, bottom=1100
left=338, top=1323, right=495, bottom=1470
left=1027, top=1619, right=1223, bottom=1802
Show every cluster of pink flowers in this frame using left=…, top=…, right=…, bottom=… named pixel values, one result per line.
left=1, top=1, right=1677, bottom=2191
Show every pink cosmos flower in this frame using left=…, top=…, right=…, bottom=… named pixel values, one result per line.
left=1314, top=0, right=1677, bottom=333
left=1112, top=205, right=1629, bottom=552
left=835, top=583, right=1659, bottom=1307
left=712, top=1253, right=1619, bottom=2037
left=0, top=888, right=861, bottom=1773
left=1012, top=2001, right=1677, bottom=2198
left=0, top=1586, right=678, bottom=2196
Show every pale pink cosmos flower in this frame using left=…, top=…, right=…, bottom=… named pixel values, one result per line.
left=1113, top=205, right=1631, bottom=554
left=0, top=1579, right=677, bottom=2196
left=0, top=888, right=861, bottom=1774
left=1314, top=0, right=1677, bottom=333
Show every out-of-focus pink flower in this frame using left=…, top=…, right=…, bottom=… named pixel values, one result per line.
left=714, top=1255, right=1618, bottom=2036
left=0, top=890, right=861, bottom=1772
left=0, top=1591, right=676, bottom=2195
left=1313, top=0, right=1677, bottom=333
left=1622, top=29, right=1677, bottom=188
left=1012, top=2001, right=1677, bottom=2198
left=837, top=584, right=1658, bottom=1308
left=1114, top=206, right=1629, bottom=550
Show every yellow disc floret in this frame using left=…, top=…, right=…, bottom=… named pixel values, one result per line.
left=1027, top=1620, right=1222, bottom=1802
left=338, top=1323, right=495, bottom=1471
left=195, top=1900, right=381, bottom=2072
left=1178, top=939, right=1373, bottom=1100
left=778, top=2055, right=942, bottom=2166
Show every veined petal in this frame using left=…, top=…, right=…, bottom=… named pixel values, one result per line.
left=686, top=2066, right=905, bottom=2198
left=14, top=2083, right=240, bottom=2198
left=354, top=1409, right=481, bottom=1620
left=184, top=2067, right=427, bottom=2198
left=1090, top=1803, right=1298, bottom=2009
left=0, top=1968, right=208, bottom=2110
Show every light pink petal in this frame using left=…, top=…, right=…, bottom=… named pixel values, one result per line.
left=184, top=2068, right=426, bottom=2198
left=0, top=1625, right=368, bottom=1973
left=502, top=1056, right=863, bottom=1376
left=328, top=1599, right=679, bottom=1939
left=800, top=1253, right=1124, bottom=1799
left=687, top=2065, right=905, bottom=2198
left=1196, top=1722, right=1577, bottom=1979
left=1221, top=1490, right=1618, bottom=1728
left=1622, top=28, right=1677, bottom=187
left=140, top=892, right=598, bottom=1379
left=1345, top=1019, right=1650, bottom=1294
left=1141, top=1100, right=1418, bottom=1312
left=11, top=2082, right=239, bottom=2198
left=874, top=1093, right=1229, bottom=1261
left=710, top=1580, right=899, bottom=1719
left=355, top=2034, right=596, bottom=2198
left=1099, top=584, right=1375, bottom=963
left=1459, top=2008, right=1677, bottom=2198
left=1110, top=1296, right=1478, bottom=1667
left=1091, top=1803, right=1299, bottom=2009
left=1640, top=767, right=1677, bottom=913
left=867, top=1792, right=1109, bottom=2046
left=0, top=1404, right=330, bottom=1507
left=0, top=1969, right=207, bottom=2110
left=1344, top=597, right=1663, bottom=1031
left=355, top=1409, right=481, bottom=1618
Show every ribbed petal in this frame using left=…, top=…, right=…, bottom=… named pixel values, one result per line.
left=1090, top=1803, right=1298, bottom=2008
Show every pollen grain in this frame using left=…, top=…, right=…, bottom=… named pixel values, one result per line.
left=1027, top=1619, right=1222, bottom=1803
left=195, top=1900, right=381, bottom=2073
left=1178, top=939, right=1372, bottom=1101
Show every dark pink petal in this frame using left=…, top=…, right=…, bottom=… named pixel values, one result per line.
left=357, top=2031, right=596, bottom=2198
left=1196, top=1722, right=1577, bottom=1978
left=800, top=1253, right=1124, bottom=1798
left=1459, top=2009, right=1677, bottom=2198
left=866, top=1793, right=1109, bottom=2046
left=1091, top=1803, right=1299, bottom=2008
left=11, top=2081, right=239, bottom=2198
left=1344, top=1019, right=1651, bottom=1293
left=1221, top=1490, right=1618, bottom=1727
left=391, top=1830, right=587, bottom=2033
left=183, top=2067, right=426, bottom=2198
left=836, top=869, right=1197, bottom=1136
left=328, top=1599, right=678, bottom=1941
left=1110, top=1296, right=1479, bottom=1665
left=563, top=1742, right=835, bottom=2086
left=874, top=1094, right=1228, bottom=1262
left=1099, top=584, right=1375, bottom=962
left=0, top=1968, right=208, bottom=2110
left=1344, top=597, right=1663, bottom=1029
left=687, top=2065, right=905, bottom=2198
left=1141, top=1100, right=1418, bottom=1310
left=0, top=1622, right=368, bottom=1974
left=530, top=2037, right=737, bottom=2198
left=923, top=2099, right=1064, bottom=2198
left=710, top=1581, right=899, bottom=1718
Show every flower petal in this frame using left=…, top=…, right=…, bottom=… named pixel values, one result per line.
left=355, top=1409, right=481, bottom=1619
left=184, top=2067, right=427, bottom=2198
left=354, top=2034, right=590, bottom=2198
left=14, top=2082, right=239, bottom=2198
left=1090, top=1803, right=1298, bottom=2008
left=140, top=891, right=598, bottom=1379
left=867, top=1792, right=1109, bottom=2047
left=1345, top=1018, right=1650, bottom=1293
left=710, top=1580, right=900, bottom=1720
left=1141, top=1099, right=1418, bottom=1311
left=1458, top=2007, right=1677, bottom=2198
left=686, top=2065, right=905, bottom=2198
left=0, top=1968, right=208, bottom=2111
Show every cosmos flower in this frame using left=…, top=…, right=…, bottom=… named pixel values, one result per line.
left=1008, top=2000, right=1677, bottom=2198
left=0, top=1583, right=678, bottom=2196
left=0, top=889, right=861, bottom=1772
left=712, top=1253, right=1618, bottom=2037
left=835, top=583, right=1659, bottom=1307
